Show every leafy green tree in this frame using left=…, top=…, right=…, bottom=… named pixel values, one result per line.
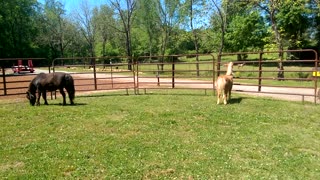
left=39, top=0, right=71, bottom=59
left=181, top=0, right=207, bottom=76
left=110, top=0, right=137, bottom=70
left=0, top=0, right=40, bottom=58
left=135, top=0, right=160, bottom=57
left=251, top=0, right=285, bottom=59
left=93, top=5, right=117, bottom=57
left=277, top=1, right=312, bottom=53
left=74, top=0, right=97, bottom=58
left=225, top=10, right=267, bottom=59
left=156, top=0, right=180, bottom=63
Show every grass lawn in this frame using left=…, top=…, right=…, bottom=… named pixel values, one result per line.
left=0, top=90, right=319, bottom=179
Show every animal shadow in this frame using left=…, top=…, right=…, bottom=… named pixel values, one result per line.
left=228, top=97, right=243, bottom=104
left=48, top=102, right=87, bottom=106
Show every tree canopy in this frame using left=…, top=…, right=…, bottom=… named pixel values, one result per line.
left=0, top=0, right=319, bottom=62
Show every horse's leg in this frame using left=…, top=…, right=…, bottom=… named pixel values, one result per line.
left=67, top=90, right=75, bottom=105
left=36, top=91, right=41, bottom=106
left=60, top=88, right=66, bottom=105
left=42, top=91, right=48, bottom=105
left=65, top=87, right=75, bottom=105
left=217, top=90, right=221, bottom=104
left=223, top=90, right=228, bottom=105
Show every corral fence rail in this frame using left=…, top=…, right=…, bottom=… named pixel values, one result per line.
left=218, top=49, right=319, bottom=104
left=51, top=56, right=136, bottom=95
left=0, top=58, right=48, bottom=96
left=0, top=50, right=319, bottom=104
left=135, top=54, right=215, bottom=95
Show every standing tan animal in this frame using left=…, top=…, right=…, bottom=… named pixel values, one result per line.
left=215, top=62, right=234, bottom=105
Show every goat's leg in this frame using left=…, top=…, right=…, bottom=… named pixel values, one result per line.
left=60, top=89, right=66, bottom=105
left=42, top=91, right=48, bottom=105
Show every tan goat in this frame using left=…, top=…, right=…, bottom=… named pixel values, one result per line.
left=215, top=62, right=234, bottom=105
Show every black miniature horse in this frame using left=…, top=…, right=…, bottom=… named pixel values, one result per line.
left=26, top=72, right=75, bottom=106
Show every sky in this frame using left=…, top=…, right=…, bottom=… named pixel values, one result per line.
left=37, top=0, right=105, bottom=14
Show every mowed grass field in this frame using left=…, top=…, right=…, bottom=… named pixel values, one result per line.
left=0, top=90, right=319, bottom=179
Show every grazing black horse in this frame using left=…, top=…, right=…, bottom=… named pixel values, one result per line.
left=26, top=72, right=75, bottom=106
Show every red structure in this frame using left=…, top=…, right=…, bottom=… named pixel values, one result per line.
left=12, top=59, right=34, bottom=73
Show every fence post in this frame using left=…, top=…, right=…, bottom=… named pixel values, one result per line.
left=110, top=63, right=114, bottom=89
left=258, top=52, right=263, bottom=92
left=213, top=56, right=216, bottom=96
left=134, top=61, right=138, bottom=95
left=93, top=58, right=97, bottom=90
left=314, top=51, right=319, bottom=104
left=1, top=66, right=6, bottom=95
left=172, top=61, right=175, bottom=88
left=217, top=54, right=221, bottom=77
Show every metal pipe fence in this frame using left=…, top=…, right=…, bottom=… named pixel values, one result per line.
left=0, top=50, right=319, bottom=103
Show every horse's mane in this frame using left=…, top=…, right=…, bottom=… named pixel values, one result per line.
left=28, top=73, right=47, bottom=93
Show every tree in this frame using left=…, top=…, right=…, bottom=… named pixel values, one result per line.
left=74, top=0, right=96, bottom=58
left=93, top=5, right=117, bottom=57
left=251, top=0, right=286, bottom=79
left=136, top=0, right=160, bottom=57
left=277, top=1, right=311, bottom=54
left=225, top=10, right=267, bottom=59
left=39, top=0, right=71, bottom=59
left=181, top=0, right=207, bottom=76
left=209, top=0, right=231, bottom=75
left=251, top=0, right=284, bottom=58
left=155, top=0, right=181, bottom=70
left=110, top=0, right=137, bottom=70
left=0, top=0, right=40, bottom=58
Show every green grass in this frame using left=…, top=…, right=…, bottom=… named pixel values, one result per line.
left=0, top=90, right=319, bottom=179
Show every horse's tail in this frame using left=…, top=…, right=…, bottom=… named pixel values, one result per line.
left=65, top=73, right=75, bottom=101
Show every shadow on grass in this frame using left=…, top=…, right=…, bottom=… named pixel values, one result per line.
left=229, top=97, right=243, bottom=104
left=77, top=93, right=130, bottom=98
left=43, top=102, right=88, bottom=106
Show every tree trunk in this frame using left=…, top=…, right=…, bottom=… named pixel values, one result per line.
left=190, top=0, right=200, bottom=76
left=270, top=8, right=285, bottom=80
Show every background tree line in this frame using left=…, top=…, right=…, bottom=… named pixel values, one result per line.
left=0, top=0, right=319, bottom=66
